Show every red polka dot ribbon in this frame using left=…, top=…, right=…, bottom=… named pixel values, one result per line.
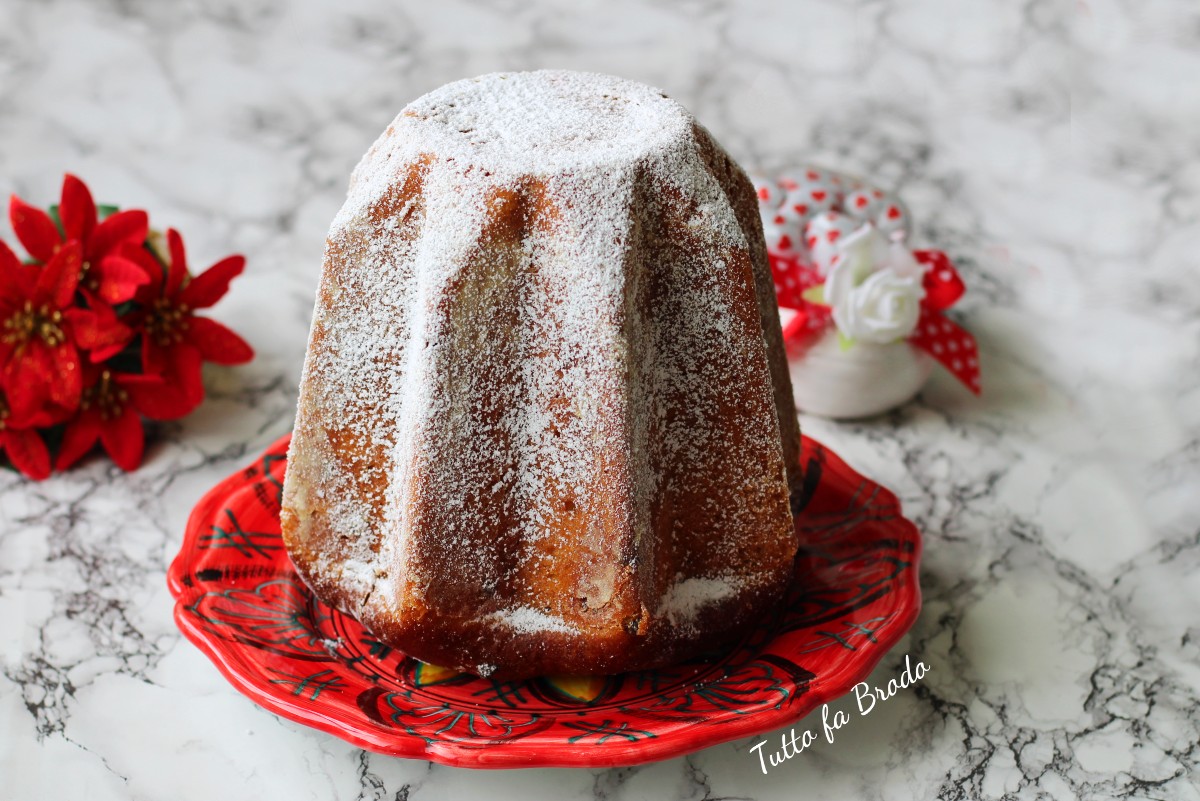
left=909, top=251, right=981, bottom=395
left=770, top=253, right=830, bottom=348
left=915, top=250, right=966, bottom=312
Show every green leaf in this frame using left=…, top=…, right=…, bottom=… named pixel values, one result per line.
left=40, top=422, right=67, bottom=455
left=47, top=204, right=65, bottom=238
left=50, top=201, right=121, bottom=230
left=104, top=341, right=145, bottom=374
left=802, top=284, right=826, bottom=305
left=837, top=330, right=855, bottom=351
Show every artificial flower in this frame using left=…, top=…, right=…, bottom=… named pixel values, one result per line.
left=0, top=174, right=253, bottom=479
left=823, top=225, right=924, bottom=345
left=0, top=238, right=83, bottom=419
left=755, top=168, right=981, bottom=394
left=122, top=229, right=252, bottom=417
left=831, top=268, right=924, bottom=345
left=70, top=296, right=137, bottom=363
left=0, top=387, right=51, bottom=480
left=10, top=174, right=150, bottom=304
left=54, top=366, right=162, bottom=472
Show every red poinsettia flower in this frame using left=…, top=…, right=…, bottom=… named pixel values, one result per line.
left=70, top=295, right=137, bottom=364
left=54, top=366, right=164, bottom=472
left=123, top=229, right=252, bottom=416
left=0, top=386, right=52, bottom=480
left=0, top=238, right=84, bottom=420
left=9, top=174, right=150, bottom=304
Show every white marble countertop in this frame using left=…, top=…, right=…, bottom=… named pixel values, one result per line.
left=2, top=0, right=1198, bottom=798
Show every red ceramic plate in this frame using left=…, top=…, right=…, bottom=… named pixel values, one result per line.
left=168, top=433, right=921, bottom=768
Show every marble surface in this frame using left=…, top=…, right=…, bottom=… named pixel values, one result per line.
left=1, top=0, right=1198, bottom=798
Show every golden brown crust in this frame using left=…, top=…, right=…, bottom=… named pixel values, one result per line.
left=691, top=123, right=803, bottom=498
left=281, top=71, right=801, bottom=681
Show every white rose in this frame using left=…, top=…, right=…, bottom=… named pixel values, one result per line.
left=821, top=224, right=925, bottom=344
left=831, top=268, right=924, bottom=344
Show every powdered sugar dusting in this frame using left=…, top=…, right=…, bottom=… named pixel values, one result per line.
left=281, top=70, right=797, bottom=674
left=488, top=606, right=578, bottom=636
left=334, top=71, right=689, bottom=230
left=658, top=576, right=743, bottom=625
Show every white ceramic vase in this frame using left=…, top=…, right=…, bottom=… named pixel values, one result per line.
left=788, top=329, right=934, bottom=419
